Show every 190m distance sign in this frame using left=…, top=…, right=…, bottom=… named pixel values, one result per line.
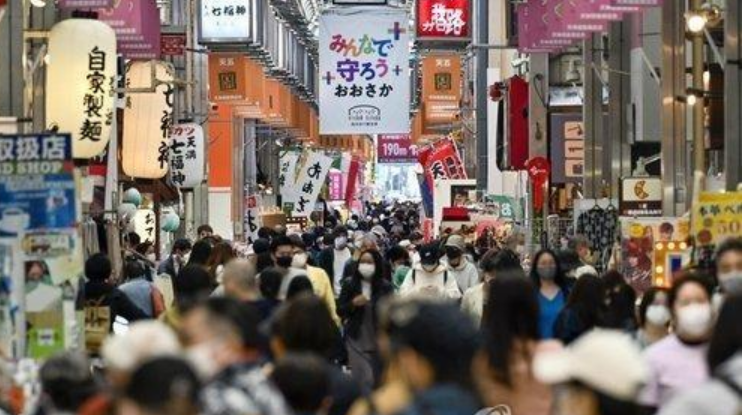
left=319, top=7, right=410, bottom=134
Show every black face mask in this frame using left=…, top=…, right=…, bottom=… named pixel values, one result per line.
left=276, top=256, right=293, bottom=268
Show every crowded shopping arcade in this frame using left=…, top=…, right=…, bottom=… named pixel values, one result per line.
left=0, top=0, right=741, bottom=414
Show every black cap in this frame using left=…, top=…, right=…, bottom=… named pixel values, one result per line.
left=418, top=243, right=441, bottom=266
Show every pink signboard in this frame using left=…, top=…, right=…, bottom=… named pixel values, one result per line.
left=377, top=134, right=419, bottom=164
left=58, top=0, right=113, bottom=8
left=328, top=171, right=343, bottom=201
left=98, top=0, right=161, bottom=59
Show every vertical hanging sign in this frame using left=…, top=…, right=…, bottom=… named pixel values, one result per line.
left=168, top=123, right=205, bottom=188
left=289, top=151, right=333, bottom=218
left=319, top=7, right=410, bottom=134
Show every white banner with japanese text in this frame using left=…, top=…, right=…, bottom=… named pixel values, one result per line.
left=288, top=151, right=333, bottom=217
left=319, top=8, right=410, bottom=134
left=168, top=123, right=204, bottom=188
left=278, top=150, right=300, bottom=203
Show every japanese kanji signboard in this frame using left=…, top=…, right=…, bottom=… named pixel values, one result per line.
left=319, top=7, right=410, bottom=134
left=421, top=54, right=461, bottom=126
left=133, top=209, right=157, bottom=244
left=278, top=150, right=300, bottom=202
left=377, top=134, right=418, bottom=164
left=168, top=123, right=205, bottom=188
left=692, top=191, right=743, bottom=247
left=46, top=19, right=116, bottom=159
left=244, top=194, right=262, bottom=243
left=416, top=0, right=469, bottom=40
left=417, top=137, right=467, bottom=182
left=208, top=54, right=248, bottom=102
left=199, top=0, right=252, bottom=43
left=0, top=134, right=76, bottom=236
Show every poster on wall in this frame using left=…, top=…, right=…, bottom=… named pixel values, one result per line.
left=619, top=217, right=690, bottom=294
left=692, top=191, right=742, bottom=248
left=0, top=134, right=77, bottom=237
left=319, top=7, right=410, bottom=134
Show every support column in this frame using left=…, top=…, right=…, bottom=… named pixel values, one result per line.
left=0, top=0, right=24, bottom=119
left=725, top=0, right=741, bottom=190
left=607, top=19, right=633, bottom=196
left=690, top=0, right=705, bottom=183
left=231, top=118, right=246, bottom=241
left=583, top=34, right=604, bottom=199
left=660, top=0, right=687, bottom=215
left=475, top=0, right=489, bottom=192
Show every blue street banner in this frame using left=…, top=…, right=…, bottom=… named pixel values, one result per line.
left=0, top=134, right=76, bottom=236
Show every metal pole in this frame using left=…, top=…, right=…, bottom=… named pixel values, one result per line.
left=725, top=0, right=741, bottom=190
left=690, top=0, right=705, bottom=180
left=583, top=34, right=604, bottom=199
left=475, top=0, right=489, bottom=193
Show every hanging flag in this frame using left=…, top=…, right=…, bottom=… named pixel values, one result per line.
left=278, top=150, right=300, bottom=203
left=319, top=7, right=410, bottom=134
left=289, top=151, right=333, bottom=218
left=345, top=158, right=361, bottom=206
left=244, top=194, right=262, bottom=244
left=418, top=137, right=467, bottom=182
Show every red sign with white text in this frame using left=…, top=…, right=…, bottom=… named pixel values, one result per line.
left=418, top=138, right=467, bottom=181
left=417, top=0, right=470, bottom=40
left=377, top=134, right=418, bottom=164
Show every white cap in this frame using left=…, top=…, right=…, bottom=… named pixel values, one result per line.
left=533, top=329, right=648, bottom=401
left=575, top=264, right=598, bottom=278
left=102, top=320, right=181, bottom=372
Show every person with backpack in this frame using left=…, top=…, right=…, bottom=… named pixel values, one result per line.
left=398, top=243, right=461, bottom=301
left=119, top=257, right=166, bottom=319
left=83, top=253, right=147, bottom=353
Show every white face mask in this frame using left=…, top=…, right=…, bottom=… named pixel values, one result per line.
left=187, top=343, right=219, bottom=380
left=676, top=303, right=713, bottom=338
left=358, top=263, right=376, bottom=280
left=291, top=253, right=308, bottom=269
left=645, top=305, right=671, bottom=326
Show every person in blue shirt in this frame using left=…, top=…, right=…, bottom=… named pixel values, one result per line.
left=530, top=249, right=572, bottom=339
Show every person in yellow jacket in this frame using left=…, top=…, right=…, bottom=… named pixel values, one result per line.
left=282, top=235, right=341, bottom=326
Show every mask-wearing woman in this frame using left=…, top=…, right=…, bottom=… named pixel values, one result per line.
left=639, top=272, right=715, bottom=412
left=635, top=287, right=671, bottom=349
left=529, top=250, right=571, bottom=340
left=337, top=249, right=393, bottom=393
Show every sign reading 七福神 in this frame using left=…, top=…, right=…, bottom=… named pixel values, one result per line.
left=416, top=0, right=469, bottom=40
left=168, top=123, right=205, bottom=188
left=46, top=19, right=116, bottom=159
left=199, top=0, right=252, bottom=43
left=377, top=134, right=418, bottom=164
left=319, top=7, right=410, bottom=134
left=122, top=61, right=174, bottom=179
left=619, top=177, right=662, bottom=217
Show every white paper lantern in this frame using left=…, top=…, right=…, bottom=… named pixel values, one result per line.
left=46, top=19, right=116, bottom=159
left=168, top=123, right=205, bottom=188
left=122, top=61, right=174, bottom=179
left=133, top=209, right=156, bottom=243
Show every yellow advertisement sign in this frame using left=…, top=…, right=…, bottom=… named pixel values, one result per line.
left=692, top=191, right=743, bottom=246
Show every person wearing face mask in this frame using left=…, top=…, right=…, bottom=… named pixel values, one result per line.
left=442, top=235, right=480, bottom=294
left=639, top=272, right=715, bottom=411
left=181, top=297, right=291, bottom=415
left=529, top=250, right=572, bottom=339
left=634, top=287, right=671, bottom=349
left=399, top=243, right=461, bottom=300
left=337, top=250, right=393, bottom=392
left=284, top=235, right=340, bottom=325
left=318, top=227, right=354, bottom=297
left=714, top=238, right=742, bottom=296
left=386, top=245, right=412, bottom=292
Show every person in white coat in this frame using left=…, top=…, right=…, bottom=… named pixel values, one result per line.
left=399, top=243, right=461, bottom=301
left=442, top=235, right=480, bottom=294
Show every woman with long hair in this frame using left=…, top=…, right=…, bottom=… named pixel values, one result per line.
left=634, top=286, right=670, bottom=348
left=205, top=241, right=235, bottom=286
left=185, top=240, right=211, bottom=270
left=529, top=249, right=571, bottom=339
left=553, top=274, right=606, bottom=344
left=474, top=269, right=552, bottom=415
left=337, top=249, right=393, bottom=392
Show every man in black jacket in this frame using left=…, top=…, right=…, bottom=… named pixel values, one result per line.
left=157, top=238, right=192, bottom=279
left=83, top=253, right=147, bottom=330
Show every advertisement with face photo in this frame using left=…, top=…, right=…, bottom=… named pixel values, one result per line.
left=20, top=229, right=83, bottom=358
left=619, top=217, right=690, bottom=294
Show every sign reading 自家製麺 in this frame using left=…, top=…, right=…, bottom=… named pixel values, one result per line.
left=319, top=8, right=410, bottom=134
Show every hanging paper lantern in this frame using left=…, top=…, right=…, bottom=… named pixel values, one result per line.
left=117, top=203, right=138, bottom=223
left=46, top=19, right=116, bottom=159
left=161, top=211, right=180, bottom=232
left=122, top=187, right=142, bottom=207
left=122, top=61, right=174, bottom=179
left=133, top=209, right=156, bottom=243
left=168, top=123, right=205, bottom=188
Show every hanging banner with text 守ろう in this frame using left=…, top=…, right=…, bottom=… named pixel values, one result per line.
left=319, top=7, right=410, bottom=134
